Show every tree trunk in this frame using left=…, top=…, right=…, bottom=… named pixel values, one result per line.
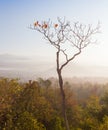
left=57, top=69, right=70, bottom=130
left=56, top=51, right=70, bottom=130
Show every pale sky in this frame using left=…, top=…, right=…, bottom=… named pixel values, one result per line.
left=0, top=0, right=108, bottom=72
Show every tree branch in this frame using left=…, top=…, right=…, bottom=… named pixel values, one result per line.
left=60, top=49, right=81, bottom=71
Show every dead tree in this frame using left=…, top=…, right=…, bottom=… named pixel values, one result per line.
left=30, top=17, right=100, bottom=130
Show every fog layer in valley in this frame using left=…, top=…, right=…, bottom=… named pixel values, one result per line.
left=0, top=54, right=108, bottom=82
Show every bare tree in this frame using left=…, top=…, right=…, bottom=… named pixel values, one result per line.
left=30, top=17, right=100, bottom=130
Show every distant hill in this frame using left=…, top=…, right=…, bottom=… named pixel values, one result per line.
left=0, top=54, right=108, bottom=83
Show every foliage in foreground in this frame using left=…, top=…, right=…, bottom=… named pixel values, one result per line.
left=0, top=78, right=108, bottom=130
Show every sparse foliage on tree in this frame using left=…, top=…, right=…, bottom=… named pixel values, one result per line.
left=30, top=17, right=100, bottom=130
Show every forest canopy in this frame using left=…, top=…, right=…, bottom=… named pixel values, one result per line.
left=0, top=77, right=108, bottom=130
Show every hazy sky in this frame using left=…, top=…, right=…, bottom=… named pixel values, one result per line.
left=0, top=0, right=108, bottom=67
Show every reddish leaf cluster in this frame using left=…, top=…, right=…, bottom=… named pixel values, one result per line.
left=54, top=24, right=58, bottom=28
left=34, top=21, right=59, bottom=29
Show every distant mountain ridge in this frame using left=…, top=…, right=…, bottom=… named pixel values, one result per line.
left=0, top=54, right=108, bottom=82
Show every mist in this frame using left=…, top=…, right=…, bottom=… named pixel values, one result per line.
left=0, top=54, right=108, bottom=82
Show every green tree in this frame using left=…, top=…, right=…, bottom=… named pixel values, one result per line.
left=100, top=116, right=108, bottom=130
left=99, top=92, right=108, bottom=121
left=0, top=78, right=23, bottom=130
left=78, top=95, right=102, bottom=130
left=86, top=95, right=102, bottom=119
left=12, top=80, right=54, bottom=129
left=15, top=111, right=45, bottom=130
left=49, top=116, right=65, bottom=130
